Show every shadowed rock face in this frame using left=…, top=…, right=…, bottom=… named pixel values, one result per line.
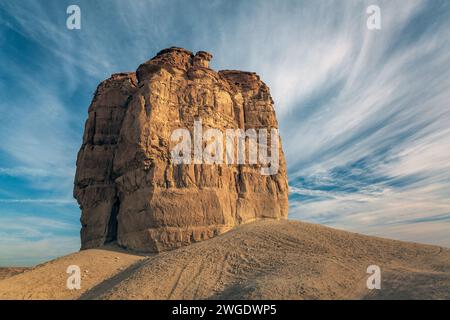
left=74, top=47, right=288, bottom=252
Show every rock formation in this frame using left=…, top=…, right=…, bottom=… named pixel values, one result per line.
left=74, top=47, right=288, bottom=252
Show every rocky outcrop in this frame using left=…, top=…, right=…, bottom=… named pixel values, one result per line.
left=74, top=47, right=288, bottom=252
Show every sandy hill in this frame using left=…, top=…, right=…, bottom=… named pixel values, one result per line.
left=0, top=220, right=449, bottom=300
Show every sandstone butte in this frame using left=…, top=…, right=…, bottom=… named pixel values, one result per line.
left=74, top=47, right=289, bottom=252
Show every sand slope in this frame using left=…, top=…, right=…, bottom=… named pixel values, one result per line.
left=1, top=220, right=449, bottom=300
left=0, top=246, right=144, bottom=299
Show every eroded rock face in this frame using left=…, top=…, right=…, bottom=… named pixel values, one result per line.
left=74, top=47, right=288, bottom=252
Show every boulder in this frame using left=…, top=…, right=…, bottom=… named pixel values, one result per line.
left=74, top=47, right=288, bottom=252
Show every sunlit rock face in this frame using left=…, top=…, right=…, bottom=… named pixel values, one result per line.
left=74, top=47, right=288, bottom=252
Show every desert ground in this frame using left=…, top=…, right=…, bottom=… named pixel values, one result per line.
left=0, top=220, right=449, bottom=300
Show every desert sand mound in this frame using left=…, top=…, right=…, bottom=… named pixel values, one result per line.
left=0, top=246, right=144, bottom=299
left=1, top=220, right=449, bottom=300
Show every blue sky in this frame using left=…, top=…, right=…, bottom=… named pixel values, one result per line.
left=1, top=0, right=449, bottom=266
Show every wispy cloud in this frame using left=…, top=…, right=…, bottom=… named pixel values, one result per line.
left=0, top=167, right=73, bottom=178
left=0, top=215, right=79, bottom=266
left=287, top=2, right=450, bottom=247
left=0, top=236, right=79, bottom=266
left=0, top=199, right=75, bottom=204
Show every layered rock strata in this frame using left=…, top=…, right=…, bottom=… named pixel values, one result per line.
left=74, top=47, right=288, bottom=252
